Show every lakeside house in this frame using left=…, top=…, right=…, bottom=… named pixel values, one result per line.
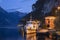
left=45, top=16, right=56, bottom=29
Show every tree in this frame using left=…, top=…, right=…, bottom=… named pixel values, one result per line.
left=32, top=0, right=46, bottom=19
left=55, top=7, right=60, bottom=30
left=32, top=0, right=57, bottom=20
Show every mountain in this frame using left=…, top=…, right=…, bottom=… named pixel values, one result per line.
left=8, top=11, right=27, bottom=26
left=0, top=7, right=9, bottom=27
left=0, top=7, right=27, bottom=27
left=21, top=0, right=57, bottom=22
left=9, top=11, right=26, bottom=18
left=21, top=11, right=43, bottom=21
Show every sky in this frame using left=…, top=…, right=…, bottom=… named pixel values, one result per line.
left=0, top=0, right=37, bottom=13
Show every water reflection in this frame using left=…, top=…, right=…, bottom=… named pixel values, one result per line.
left=24, top=33, right=36, bottom=40
left=0, top=28, right=59, bottom=40
left=23, top=33, right=57, bottom=40
left=23, top=33, right=49, bottom=40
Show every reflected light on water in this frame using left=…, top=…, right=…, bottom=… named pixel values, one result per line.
left=23, top=33, right=36, bottom=40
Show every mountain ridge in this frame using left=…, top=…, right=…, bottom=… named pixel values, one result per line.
left=0, top=7, right=27, bottom=27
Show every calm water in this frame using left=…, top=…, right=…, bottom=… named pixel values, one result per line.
left=0, top=27, right=23, bottom=40
left=0, top=27, right=59, bottom=40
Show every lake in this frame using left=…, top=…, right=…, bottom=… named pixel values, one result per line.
left=0, top=27, right=59, bottom=40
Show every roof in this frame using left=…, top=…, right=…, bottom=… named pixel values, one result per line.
left=45, top=16, right=56, bottom=19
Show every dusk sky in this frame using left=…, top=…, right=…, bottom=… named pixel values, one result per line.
left=0, top=0, right=37, bottom=13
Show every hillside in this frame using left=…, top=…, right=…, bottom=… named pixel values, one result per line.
left=0, top=7, right=27, bottom=27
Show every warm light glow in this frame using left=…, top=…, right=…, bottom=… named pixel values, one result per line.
left=57, top=6, right=60, bottom=10
left=45, top=16, right=56, bottom=29
left=45, top=16, right=56, bottom=19
left=26, top=33, right=36, bottom=40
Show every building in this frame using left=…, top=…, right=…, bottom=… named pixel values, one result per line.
left=45, top=16, right=56, bottom=29
left=45, top=6, right=60, bottom=30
